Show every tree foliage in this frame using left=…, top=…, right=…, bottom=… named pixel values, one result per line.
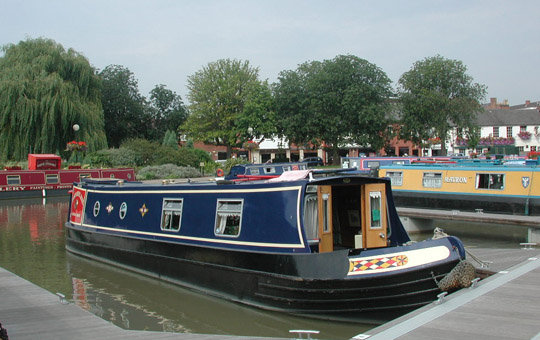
left=182, top=59, right=275, bottom=158
left=397, top=55, right=487, bottom=155
left=0, top=37, right=107, bottom=160
left=100, top=65, right=147, bottom=148
left=147, top=84, right=188, bottom=142
left=274, top=55, right=393, bottom=163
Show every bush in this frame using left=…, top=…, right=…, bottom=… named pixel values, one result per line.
left=222, top=157, right=250, bottom=173
left=121, top=138, right=161, bottom=166
left=84, top=148, right=138, bottom=167
left=137, top=164, right=201, bottom=180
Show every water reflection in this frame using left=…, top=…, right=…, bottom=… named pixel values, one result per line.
left=0, top=198, right=368, bottom=340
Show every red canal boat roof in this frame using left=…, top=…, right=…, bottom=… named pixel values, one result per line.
left=28, top=154, right=62, bottom=170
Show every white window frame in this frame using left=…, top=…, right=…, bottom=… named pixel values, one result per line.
left=214, top=199, right=243, bottom=237
left=422, top=172, right=442, bottom=188
left=161, top=198, right=184, bottom=232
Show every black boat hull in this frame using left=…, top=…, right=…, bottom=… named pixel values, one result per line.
left=66, top=224, right=459, bottom=323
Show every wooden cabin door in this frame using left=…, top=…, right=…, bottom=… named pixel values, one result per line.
left=362, top=183, right=387, bottom=248
left=317, top=185, right=334, bottom=253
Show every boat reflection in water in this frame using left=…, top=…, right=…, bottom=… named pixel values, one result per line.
left=66, top=253, right=366, bottom=338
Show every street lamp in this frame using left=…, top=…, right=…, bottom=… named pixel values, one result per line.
left=72, top=124, right=80, bottom=163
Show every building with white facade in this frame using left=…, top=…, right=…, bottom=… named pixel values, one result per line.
left=449, top=99, right=540, bottom=157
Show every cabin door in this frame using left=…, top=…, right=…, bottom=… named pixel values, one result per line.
left=362, top=183, right=387, bottom=249
left=317, top=185, right=333, bottom=253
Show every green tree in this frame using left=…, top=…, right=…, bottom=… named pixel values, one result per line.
left=274, top=55, right=393, bottom=164
left=147, top=84, right=188, bottom=142
left=162, top=129, right=178, bottom=149
left=0, top=37, right=107, bottom=160
left=100, top=65, right=148, bottom=148
left=397, top=55, right=487, bottom=155
left=182, top=59, right=275, bottom=158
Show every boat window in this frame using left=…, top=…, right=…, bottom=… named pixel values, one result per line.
left=161, top=199, right=183, bottom=232
left=249, top=168, right=260, bottom=175
left=422, top=172, right=442, bottom=188
left=6, top=175, right=20, bottom=185
left=264, top=167, right=277, bottom=174
left=369, top=191, right=382, bottom=229
left=366, top=161, right=380, bottom=169
left=283, top=165, right=291, bottom=171
left=93, top=201, right=100, bottom=217
left=46, top=174, right=59, bottom=184
left=119, top=202, right=127, bottom=220
left=476, top=173, right=505, bottom=190
left=387, top=171, right=403, bottom=186
left=299, top=164, right=307, bottom=170
left=215, top=199, right=243, bottom=237
left=303, top=195, right=318, bottom=241
left=392, top=160, right=406, bottom=165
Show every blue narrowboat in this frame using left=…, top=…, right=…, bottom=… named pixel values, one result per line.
left=65, top=170, right=472, bottom=322
left=224, top=162, right=308, bottom=180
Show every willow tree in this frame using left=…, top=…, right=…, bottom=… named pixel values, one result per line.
left=0, top=38, right=107, bottom=161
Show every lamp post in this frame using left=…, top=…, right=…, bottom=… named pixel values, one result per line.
left=247, top=127, right=253, bottom=162
left=73, top=124, right=80, bottom=163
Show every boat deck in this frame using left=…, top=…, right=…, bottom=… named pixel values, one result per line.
left=358, top=247, right=540, bottom=340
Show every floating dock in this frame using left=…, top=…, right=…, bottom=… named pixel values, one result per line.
left=357, top=248, right=540, bottom=340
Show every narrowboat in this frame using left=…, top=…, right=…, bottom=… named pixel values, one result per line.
left=380, top=159, right=540, bottom=216
left=224, top=162, right=308, bottom=180
left=340, top=156, right=453, bottom=176
left=65, top=169, right=472, bottom=322
left=0, top=154, right=136, bottom=200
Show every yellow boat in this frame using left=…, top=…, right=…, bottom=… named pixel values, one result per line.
left=379, top=159, right=540, bottom=216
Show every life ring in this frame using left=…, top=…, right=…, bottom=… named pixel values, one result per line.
left=216, top=168, right=224, bottom=177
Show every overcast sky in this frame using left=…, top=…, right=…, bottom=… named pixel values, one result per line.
left=2, top=0, right=538, bottom=106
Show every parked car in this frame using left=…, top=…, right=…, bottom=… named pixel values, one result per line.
left=302, top=157, right=324, bottom=167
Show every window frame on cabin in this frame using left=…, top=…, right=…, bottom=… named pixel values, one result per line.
left=214, top=199, right=243, bottom=238
left=6, top=175, right=21, bottom=185
left=422, top=172, right=443, bottom=188
left=476, top=173, right=505, bottom=190
left=160, top=198, right=184, bottom=232
left=387, top=171, right=403, bottom=186
left=249, top=168, right=260, bottom=175
left=46, top=174, right=59, bottom=184
left=263, top=167, right=277, bottom=175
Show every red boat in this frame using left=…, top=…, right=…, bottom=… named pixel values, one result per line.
left=0, top=154, right=136, bottom=200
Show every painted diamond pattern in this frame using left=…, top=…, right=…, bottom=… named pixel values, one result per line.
left=349, top=255, right=408, bottom=272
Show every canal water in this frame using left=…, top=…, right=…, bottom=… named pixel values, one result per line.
left=0, top=198, right=529, bottom=339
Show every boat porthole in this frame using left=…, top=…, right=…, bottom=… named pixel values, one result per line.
left=93, top=201, right=100, bottom=217
left=119, top=202, right=128, bottom=220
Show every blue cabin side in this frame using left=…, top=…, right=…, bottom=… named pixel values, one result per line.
left=71, top=175, right=411, bottom=255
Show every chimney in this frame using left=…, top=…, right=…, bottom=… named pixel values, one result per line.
left=490, top=98, right=497, bottom=108
left=526, top=100, right=531, bottom=106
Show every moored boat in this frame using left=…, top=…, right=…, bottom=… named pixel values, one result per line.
left=65, top=169, right=472, bottom=322
left=224, top=161, right=308, bottom=180
left=0, top=154, right=136, bottom=199
left=379, top=159, right=540, bottom=216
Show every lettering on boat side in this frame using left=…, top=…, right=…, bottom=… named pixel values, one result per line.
left=0, top=186, right=25, bottom=191
left=444, top=176, right=467, bottom=183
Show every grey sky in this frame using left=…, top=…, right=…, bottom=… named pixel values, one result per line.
left=2, top=0, right=538, bottom=106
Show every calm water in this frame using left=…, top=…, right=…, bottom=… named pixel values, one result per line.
left=0, top=198, right=529, bottom=339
